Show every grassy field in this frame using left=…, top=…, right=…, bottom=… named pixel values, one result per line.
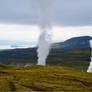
left=0, top=64, right=92, bottom=91
left=47, top=48, right=91, bottom=71
left=0, top=48, right=91, bottom=72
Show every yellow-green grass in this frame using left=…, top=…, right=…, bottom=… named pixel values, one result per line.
left=0, top=64, right=92, bottom=91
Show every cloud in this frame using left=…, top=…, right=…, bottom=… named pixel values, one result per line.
left=0, top=24, right=92, bottom=42
left=0, top=24, right=40, bottom=42
left=53, top=26, right=92, bottom=41
left=0, top=0, right=92, bottom=26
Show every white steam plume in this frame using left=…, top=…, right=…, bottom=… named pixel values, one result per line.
left=37, top=0, right=52, bottom=65
left=87, top=40, right=92, bottom=72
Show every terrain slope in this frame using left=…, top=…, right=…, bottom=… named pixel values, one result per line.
left=0, top=64, right=92, bottom=91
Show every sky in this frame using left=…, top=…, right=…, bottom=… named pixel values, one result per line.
left=0, top=0, right=92, bottom=43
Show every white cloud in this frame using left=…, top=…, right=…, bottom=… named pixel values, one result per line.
left=0, top=24, right=92, bottom=42
left=53, top=26, right=92, bottom=42
left=0, top=24, right=40, bottom=42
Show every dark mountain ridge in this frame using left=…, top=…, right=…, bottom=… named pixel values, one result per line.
left=55, top=36, right=92, bottom=49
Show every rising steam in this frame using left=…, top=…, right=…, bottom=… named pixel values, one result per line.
left=37, top=0, right=52, bottom=65
left=87, top=40, right=92, bottom=72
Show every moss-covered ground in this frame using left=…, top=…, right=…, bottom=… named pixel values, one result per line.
left=0, top=64, right=92, bottom=91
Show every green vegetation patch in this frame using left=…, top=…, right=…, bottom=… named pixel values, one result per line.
left=0, top=64, right=92, bottom=91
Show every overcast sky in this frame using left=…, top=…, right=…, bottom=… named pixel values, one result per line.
left=0, top=0, right=92, bottom=42
left=0, top=0, right=92, bottom=26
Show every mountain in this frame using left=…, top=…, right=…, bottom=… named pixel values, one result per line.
left=0, top=36, right=91, bottom=69
left=0, top=36, right=91, bottom=49
left=54, top=36, right=92, bottom=49
left=0, top=64, right=92, bottom=91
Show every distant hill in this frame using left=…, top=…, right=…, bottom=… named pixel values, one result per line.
left=0, top=64, right=92, bottom=91
left=0, top=36, right=92, bottom=49
left=0, top=36, right=91, bottom=68
left=54, top=36, right=92, bottom=49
